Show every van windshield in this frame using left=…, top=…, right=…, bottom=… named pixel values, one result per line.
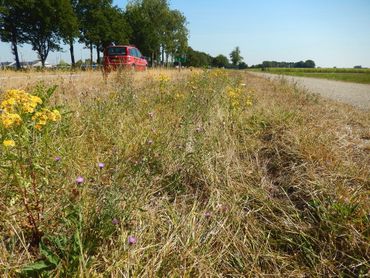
left=107, top=47, right=127, bottom=56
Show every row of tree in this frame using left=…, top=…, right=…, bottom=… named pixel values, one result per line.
left=0, top=0, right=188, bottom=69
left=183, top=46, right=247, bottom=69
left=251, top=60, right=316, bottom=69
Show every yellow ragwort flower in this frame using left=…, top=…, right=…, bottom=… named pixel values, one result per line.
left=50, top=110, right=61, bottom=122
left=158, top=73, right=170, bottom=83
left=1, top=113, right=22, bottom=128
left=1, top=98, right=16, bottom=113
left=3, top=139, right=16, bottom=148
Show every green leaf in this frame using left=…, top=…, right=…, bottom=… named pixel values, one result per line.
left=40, top=240, right=60, bottom=266
left=22, top=260, right=51, bottom=273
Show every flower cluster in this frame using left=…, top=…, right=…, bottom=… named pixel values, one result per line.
left=1, top=89, right=42, bottom=115
left=1, top=89, right=61, bottom=147
left=227, top=85, right=253, bottom=109
left=227, top=86, right=243, bottom=108
left=157, top=73, right=171, bottom=83
left=32, top=108, right=61, bottom=130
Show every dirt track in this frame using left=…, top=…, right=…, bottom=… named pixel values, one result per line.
left=250, top=72, right=370, bottom=110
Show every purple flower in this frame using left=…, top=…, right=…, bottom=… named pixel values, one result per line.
left=98, top=162, right=105, bottom=169
left=205, top=212, right=211, bottom=218
left=55, top=156, right=61, bottom=162
left=112, top=218, right=120, bottom=225
left=128, top=235, right=137, bottom=245
left=76, top=176, right=84, bottom=185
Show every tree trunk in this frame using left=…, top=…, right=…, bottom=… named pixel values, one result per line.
left=69, top=39, right=75, bottom=67
left=161, top=45, right=164, bottom=67
left=11, top=30, right=21, bottom=70
left=96, top=45, right=100, bottom=65
left=41, top=56, right=45, bottom=68
left=89, top=43, right=93, bottom=66
left=151, top=52, right=154, bottom=67
left=11, top=40, right=21, bottom=70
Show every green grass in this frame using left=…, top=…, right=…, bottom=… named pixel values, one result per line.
left=250, top=68, right=370, bottom=84
left=1, top=69, right=369, bottom=276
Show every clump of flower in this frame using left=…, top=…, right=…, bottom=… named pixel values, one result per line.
left=0, top=87, right=62, bottom=246
left=226, top=85, right=253, bottom=109
left=227, top=86, right=242, bottom=109
left=3, top=139, right=16, bottom=148
left=32, top=108, right=61, bottom=130
left=157, top=73, right=171, bottom=93
left=157, top=73, right=171, bottom=83
left=0, top=88, right=61, bottom=134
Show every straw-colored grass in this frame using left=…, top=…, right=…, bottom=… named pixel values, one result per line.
left=0, top=69, right=369, bottom=277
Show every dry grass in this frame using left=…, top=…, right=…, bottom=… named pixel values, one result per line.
left=0, top=69, right=369, bottom=277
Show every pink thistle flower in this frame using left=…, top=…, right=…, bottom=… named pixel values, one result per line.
left=76, top=176, right=84, bottom=185
left=128, top=235, right=137, bottom=245
left=112, top=218, right=120, bottom=225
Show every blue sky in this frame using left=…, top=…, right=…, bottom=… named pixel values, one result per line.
left=1, top=0, right=369, bottom=67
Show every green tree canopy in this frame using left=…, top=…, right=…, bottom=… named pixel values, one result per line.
left=183, top=47, right=212, bottom=67
left=230, top=46, right=243, bottom=66
left=125, top=0, right=188, bottom=66
left=58, top=0, right=79, bottom=67
left=212, top=54, right=229, bottom=68
left=77, top=0, right=130, bottom=64
left=0, top=0, right=31, bottom=69
left=21, top=0, right=75, bottom=67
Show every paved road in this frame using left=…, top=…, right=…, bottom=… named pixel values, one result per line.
left=250, top=72, right=370, bottom=110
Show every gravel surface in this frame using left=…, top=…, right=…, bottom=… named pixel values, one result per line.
left=250, top=72, right=370, bottom=110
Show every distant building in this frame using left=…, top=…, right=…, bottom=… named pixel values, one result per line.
left=2, top=60, right=54, bottom=69
left=0, top=62, right=12, bottom=69
left=354, top=65, right=362, bottom=69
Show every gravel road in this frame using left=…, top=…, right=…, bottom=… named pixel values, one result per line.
left=250, top=72, right=370, bottom=110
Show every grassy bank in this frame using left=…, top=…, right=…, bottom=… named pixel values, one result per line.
left=249, top=68, right=370, bottom=84
left=1, top=70, right=369, bottom=276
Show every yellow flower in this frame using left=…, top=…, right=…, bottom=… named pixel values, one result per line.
left=32, top=110, right=48, bottom=123
left=158, top=73, right=170, bottom=83
left=1, top=113, right=22, bottom=128
left=231, top=100, right=239, bottom=108
left=49, top=110, right=61, bottom=122
left=34, top=124, right=43, bottom=130
left=3, top=139, right=15, bottom=148
left=4, top=89, right=26, bottom=99
left=1, top=98, right=16, bottom=113
left=22, top=102, right=37, bottom=113
left=227, top=89, right=237, bottom=99
left=29, top=95, right=42, bottom=105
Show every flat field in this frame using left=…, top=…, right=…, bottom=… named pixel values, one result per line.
left=0, top=69, right=369, bottom=276
left=250, top=68, right=370, bottom=84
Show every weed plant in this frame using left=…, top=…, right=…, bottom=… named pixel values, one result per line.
left=0, top=69, right=369, bottom=276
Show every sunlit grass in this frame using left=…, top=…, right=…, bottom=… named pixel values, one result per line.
left=249, top=67, right=370, bottom=84
left=0, top=69, right=369, bottom=276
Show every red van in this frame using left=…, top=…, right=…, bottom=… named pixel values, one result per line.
left=103, top=45, right=148, bottom=72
